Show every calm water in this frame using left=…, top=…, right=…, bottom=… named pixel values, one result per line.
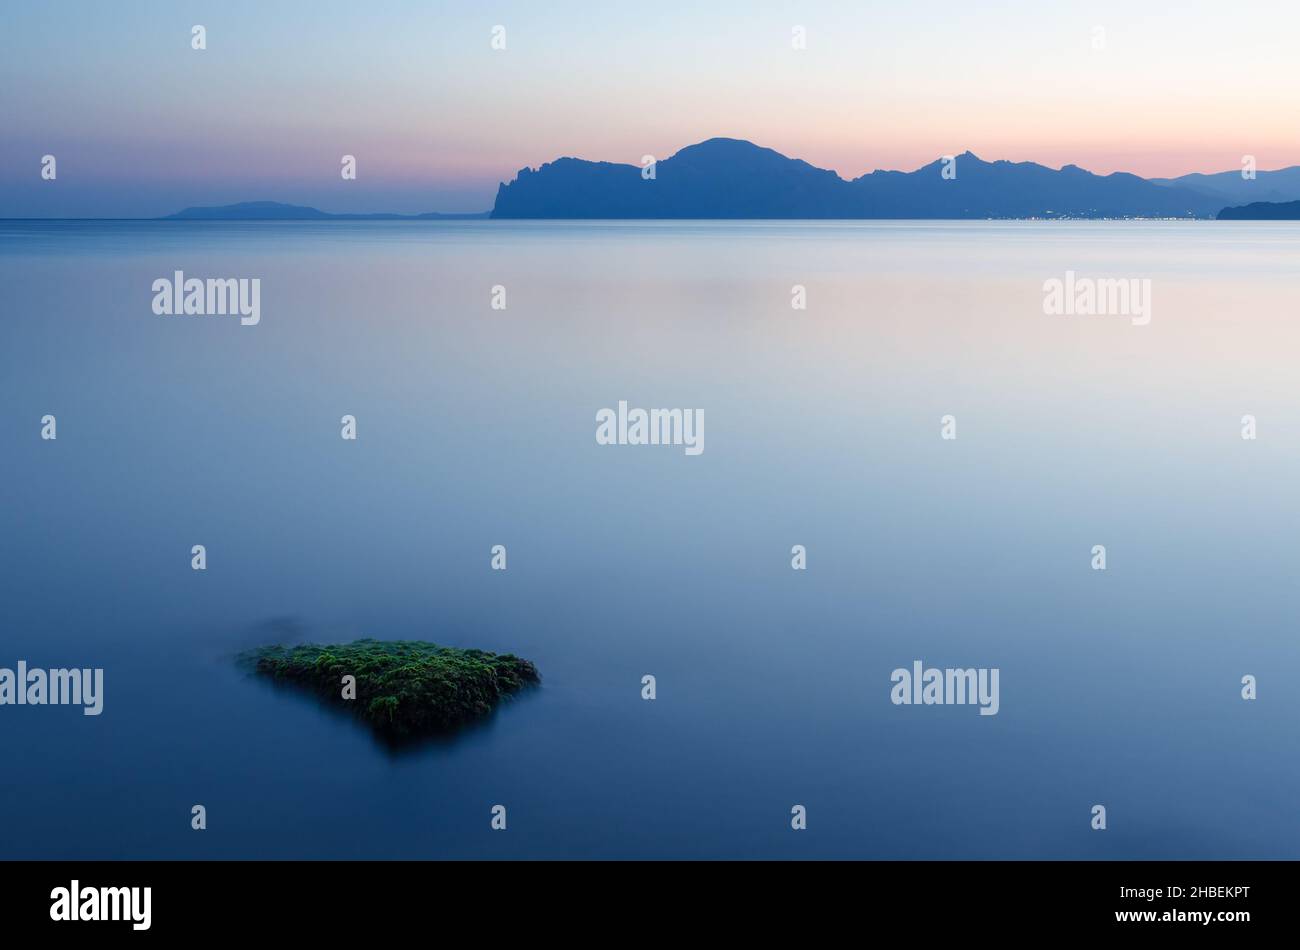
left=2, top=220, right=1298, bottom=859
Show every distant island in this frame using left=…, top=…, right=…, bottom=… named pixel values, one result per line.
left=240, top=638, right=539, bottom=737
left=164, top=201, right=488, bottom=221
left=154, top=140, right=1300, bottom=222
left=1216, top=200, right=1300, bottom=220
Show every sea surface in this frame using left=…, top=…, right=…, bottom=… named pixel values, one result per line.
left=2, top=219, right=1298, bottom=859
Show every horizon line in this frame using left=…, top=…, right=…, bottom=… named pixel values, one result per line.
left=8, top=138, right=1298, bottom=221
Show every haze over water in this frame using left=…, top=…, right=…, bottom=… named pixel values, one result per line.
left=2, top=219, right=1297, bottom=858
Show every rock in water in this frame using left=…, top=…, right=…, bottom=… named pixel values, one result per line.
left=239, top=638, right=539, bottom=736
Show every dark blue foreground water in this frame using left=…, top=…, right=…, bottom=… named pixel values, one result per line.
left=2, top=220, right=1298, bottom=858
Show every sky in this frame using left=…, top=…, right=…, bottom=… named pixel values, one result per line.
left=2, top=0, right=1299, bottom=217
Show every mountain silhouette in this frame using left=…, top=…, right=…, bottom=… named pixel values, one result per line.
left=491, top=138, right=1228, bottom=219
left=1151, top=167, right=1300, bottom=205
left=1217, top=200, right=1300, bottom=220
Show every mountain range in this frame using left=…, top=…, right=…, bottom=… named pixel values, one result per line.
left=157, top=141, right=1300, bottom=221
left=490, top=138, right=1300, bottom=220
left=1151, top=167, right=1300, bottom=205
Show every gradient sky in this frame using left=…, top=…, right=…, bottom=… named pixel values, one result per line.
left=3, top=0, right=1299, bottom=216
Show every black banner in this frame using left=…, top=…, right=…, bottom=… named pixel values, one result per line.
left=0, top=860, right=1280, bottom=937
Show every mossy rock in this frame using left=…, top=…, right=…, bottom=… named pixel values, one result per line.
left=239, top=638, right=539, bottom=736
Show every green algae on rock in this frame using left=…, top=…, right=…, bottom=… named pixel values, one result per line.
left=240, top=638, right=539, bottom=736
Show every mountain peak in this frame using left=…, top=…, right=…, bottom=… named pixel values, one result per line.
left=670, top=138, right=784, bottom=161
left=682, top=136, right=762, bottom=150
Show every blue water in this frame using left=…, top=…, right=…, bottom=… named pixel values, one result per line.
left=2, top=220, right=1298, bottom=858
